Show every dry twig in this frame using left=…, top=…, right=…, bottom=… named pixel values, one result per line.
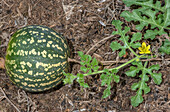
left=86, top=35, right=115, bottom=55
left=0, top=87, right=21, bottom=112
left=101, top=58, right=170, bottom=65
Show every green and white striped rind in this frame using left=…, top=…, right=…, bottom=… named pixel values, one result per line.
left=5, top=25, right=69, bottom=92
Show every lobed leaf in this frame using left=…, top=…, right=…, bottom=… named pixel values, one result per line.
left=80, top=66, right=88, bottom=73
left=102, top=85, right=111, bottom=98
left=100, top=69, right=119, bottom=98
left=127, top=61, right=162, bottom=107
left=63, top=71, right=77, bottom=84
left=122, top=0, right=165, bottom=12
left=121, top=0, right=170, bottom=40
left=91, top=58, right=98, bottom=66
left=159, top=39, right=170, bottom=54
left=125, top=66, right=139, bottom=77
left=110, top=42, right=123, bottom=51
left=131, top=89, right=143, bottom=107
left=113, top=74, right=120, bottom=83
left=146, top=64, right=162, bottom=85
left=78, top=51, right=100, bottom=74
left=77, top=73, right=89, bottom=88
left=111, top=20, right=142, bottom=57
left=144, top=29, right=166, bottom=40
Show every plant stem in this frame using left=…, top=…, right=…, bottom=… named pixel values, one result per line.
left=83, top=55, right=144, bottom=77
left=139, top=61, right=148, bottom=92
left=117, top=25, right=140, bottom=57
left=128, top=46, right=139, bottom=57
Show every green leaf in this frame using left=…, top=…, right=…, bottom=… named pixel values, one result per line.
left=113, top=74, right=120, bottom=83
left=119, top=48, right=126, bottom=57
left=143, top=82, right=150, bottom=94
left=144, top=29, right=166, bottom=40
left=131, top=32, right=142, bottom=43
left=87, top=69, right=92, bottom=74
left=110, top=41, right=122, bottom=52
left=131, top=42, right=141, bottom=49
left=80, top=62, right=86, bottom=66
left=100, top=69, right=119, bottom=98
left=122, top=0, right=166, bottom=15
left=127, top=61, right=162, bottom=107
left=100, top=73, right=107, bottom=86
left=122, top=0, right=163, bottom=11
left=131, top=89, right=143, bottom=107
left=80, top=66, right=88, bottom=73
left=78, top=51, right=100, bottom=74
left=125, top=61, right=143, bottom=77
left=78, top=51, right=84, bottom=57
left=147, top=64, right=162, bottom=85
left=125, top=66, right=139, bottom=77
left=91, top=58, right=98, bottom=66
left=102, top=85, right=111, bottom=98
left=100, top=69, right=112, bottom=86
left=151, top=73, right=162, bottom=85
left=111, top=69, right=119, bottom=73
left=121, top=10, right=148, bottom=30
left=79, top=52, right=89, bottom=62
left=63, top=71, right=77, bottom=84
left=159, top=39, right=170, bottom=54
left=77, top=73, right=89, bottom=88
left=111, top=20, right=143, bottom=57
left=110, top=41, right=127, bottom=57
left=131, top=81, right=150, bottom=107
left=129, top=32, right=142, bottom=48
left=131, top=61, right=143, bottom=68
left=93, top=66, right=99, bottom=72
left=112, top=20, right=123, bottom=35
left=87, top=55, right=92, bottom=62
left=121, top=0, right=169, bottom=39
left=77, top=73, right=83, bottom=78
left=121, top=27, right=131, bottom=38
left=131, top=82, right=140, bottom=91
left=139, top=73, right=149, bottom=82
left=80, top=83, right=89, bottom=88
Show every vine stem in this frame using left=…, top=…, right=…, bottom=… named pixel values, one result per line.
left=83, top=55, right=144, bottom=77
left=128, top=46, right=139, bottom=57
left=138, top=61, right=148, bottom=91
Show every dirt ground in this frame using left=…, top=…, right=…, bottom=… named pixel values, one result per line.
left=0, top=0, right=169, bottom=112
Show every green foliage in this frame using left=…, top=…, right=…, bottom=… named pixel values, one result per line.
left=63, top=72, right=77, bottom=84
left=125, top=61, right=162, bottom=107
left=159, top=39, right=170, bottom=54
left=76, top=73, right=89, bottom=88
left=63, top=0, right=166, bottom=107
left=63, top=18, right=163, bottom=107
left=78, top=51, right=99, bottom=73
left=121, top=0, right=170, bottom=40
left=100, top=69, right=119, bottom=98
left=111, top=20, right=141, bottom=57
left=63, top=51, right=120, bottom=98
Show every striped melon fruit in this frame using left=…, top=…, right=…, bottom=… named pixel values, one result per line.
left=5, top=25, right=69, bottom=92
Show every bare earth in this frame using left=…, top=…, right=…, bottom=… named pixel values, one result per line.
left=0, top=0, right=169, bottom=112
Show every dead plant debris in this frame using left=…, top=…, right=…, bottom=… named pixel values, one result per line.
left=0, top=0, right=169, bottom=112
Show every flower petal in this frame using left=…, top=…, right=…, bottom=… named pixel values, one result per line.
left=145, top=51, right=151, bottom=54
left=142, top=42, right=146, bottom=48
left=139, top=51, right=145, bottom=54
left=146, top=45, right=150, bottom=50
left=138, top=47, right=143, bottom=51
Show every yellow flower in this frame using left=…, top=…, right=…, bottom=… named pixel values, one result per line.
left=138, top=42, right=151, bottom=54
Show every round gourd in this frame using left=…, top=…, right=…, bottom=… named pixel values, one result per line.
left=5, top=25, right=69, bottom=92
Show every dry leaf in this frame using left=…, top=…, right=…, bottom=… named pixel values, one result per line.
left=93, top=53, right=104, bottom=61
left=0, top=58, right=5, bottom=69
